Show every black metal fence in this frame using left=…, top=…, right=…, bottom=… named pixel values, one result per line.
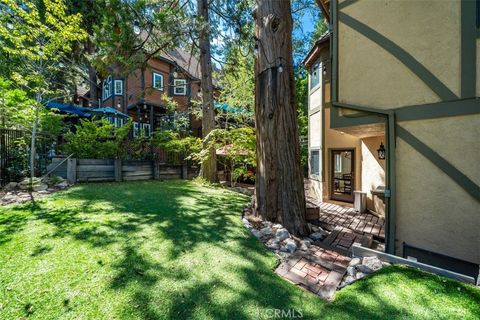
left=0, top=128, right=56, bottom=186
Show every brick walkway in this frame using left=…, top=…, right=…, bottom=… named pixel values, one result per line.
left=275, top=246, right=350, bottom=300
left=275, top=199, right=386, bottom=300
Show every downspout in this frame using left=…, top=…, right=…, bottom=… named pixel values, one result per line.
left=385, top=113, right=396, bottom=255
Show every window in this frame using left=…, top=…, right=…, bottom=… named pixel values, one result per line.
left=133, top=122, right=139, bottom=138
left=114, top=80, right=123, bottom=95
left=142, top=123, right=151, bottom=136
left=173, top=79, right=187, bottom=95
left=310, top=150, right=320, bottom=176
left=153, top=72, right=163, bottom=90
left=102, top=76, right=112, bottom=100
left=310, top=62, right=320, bottom=89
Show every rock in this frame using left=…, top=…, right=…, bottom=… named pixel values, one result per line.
left=302, top=238, right=312, bottom=247
left=56, top=181, right=69, bottom=189
left=272, top=223, right=283, bottom=229
left=299, top=243, right=309, bottom=251
left=32, top=184, right=48, bottom=192
left=267, top=241, right=280, bottom=250
left=362, top=256, right=383, bottom=271
left=242, top=217, right=250, bottom=225
left=284, top=239, right=297, bottom=253
left=251, top=229, right=262, bottom=238
left=382, top=261, right=391, bottom=267
left=260, top=227, right=273, bottom=236
left=347, top=266, right=357, bottom=277
left=309, top=232, right=325, bottom=241
left=2, top=193, right=16, bottom=202
left=262, top=221, right=272, bottom=227
left=345, top=275, right=356, bottom=284
left=349, top=257, right=361, bottom=266
left=3, top=182, right=19, bottom=191
left=355, top=272, right=366, bottom=280
left=275, top=228, right=290, bottom=242
left=356, top=264, right=374, bottom=274
left=308, top=223, right=320, bottom=232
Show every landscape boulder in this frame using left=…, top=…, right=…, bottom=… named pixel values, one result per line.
left=309, top=232, right=326, bottom=242
left=284, top=239, right=297, bottom=253
left=362, top=256, right=384, bottom=271
left=260, top=227, right=273, bottom=237
left=349, top=257, right=361, bottom=267
left=347, top=266, right=357, bottom=278
left=275, top=228, right=290, bottom=242
left=356, top=264, right=374, bottom=274
left=3, top=182, right=19, bottom=191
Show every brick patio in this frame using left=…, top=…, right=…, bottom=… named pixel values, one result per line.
left=313, top=200, right=385, bottom=240
left=275, top=199, right=386, bottom=300
left=275, top=246, right=350, bottom=300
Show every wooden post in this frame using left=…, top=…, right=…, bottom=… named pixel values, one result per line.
left=153, top=160, right=160, bottom=180
left=67, top=158, right=77, bottom=184
left=181, top=163, right=188, bottom=179
left=115, top=158, right=122, bottom=182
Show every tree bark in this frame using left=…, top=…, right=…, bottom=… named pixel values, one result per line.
left=30, top=96, right=40, bottom=184
left=197, top=0, right=218, bottom=183
left=254, top=0, right=309, bottom=235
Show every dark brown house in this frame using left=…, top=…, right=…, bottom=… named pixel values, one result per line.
left=96, top=48, right=205, bottom=137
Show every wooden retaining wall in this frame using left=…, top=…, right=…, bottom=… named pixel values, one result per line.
left=47, top=157, right=198, bottom=183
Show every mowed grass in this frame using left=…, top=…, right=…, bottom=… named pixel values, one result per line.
left=0, top=180, right=479, bottom=319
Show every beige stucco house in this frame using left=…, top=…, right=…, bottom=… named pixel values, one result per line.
left=304, top=34, right=386, bottom=215
left=307, top=0, right=479, bottom=280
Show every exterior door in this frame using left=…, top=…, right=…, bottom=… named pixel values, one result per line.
left=330, top=149, right=355, bottom=203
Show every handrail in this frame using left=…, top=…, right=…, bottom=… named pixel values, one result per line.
left=40, top=154, right=74, bottom=181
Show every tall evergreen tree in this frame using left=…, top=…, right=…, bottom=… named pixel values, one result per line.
left=253, top=0, right=309, bottom=235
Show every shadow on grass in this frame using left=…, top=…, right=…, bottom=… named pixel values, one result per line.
left=1, top=181, right=479, bottom=319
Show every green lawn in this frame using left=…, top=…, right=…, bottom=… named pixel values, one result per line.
left=0, top=181, right=478, bottom=319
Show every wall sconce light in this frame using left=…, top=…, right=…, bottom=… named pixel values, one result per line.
left=377, top=142, right=386, bottom=160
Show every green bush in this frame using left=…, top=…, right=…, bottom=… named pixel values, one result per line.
left=153, top=130, right=202, bottom=164
left=62, top=119, right=132, bottom=159
left=5, top=138, right=30, bottom=182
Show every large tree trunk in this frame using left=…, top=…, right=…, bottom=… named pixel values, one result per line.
left=254, top=0, right=309, bottom=235
left=197, top=0, right=218, bottom=183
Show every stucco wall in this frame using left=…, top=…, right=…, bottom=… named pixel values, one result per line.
left=361, top=136, right=386, bottom=216
left=396, top=114, right=480, bottom=264
left=324, top=108, right=362, bottom=199
left=338, top=0, right=461, bottom=108
left=309, top=111, right=322, bottom=149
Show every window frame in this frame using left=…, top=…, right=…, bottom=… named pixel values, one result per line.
left=173, top=79, right=187, bottom=96
left=310, top=149, right=320, bottom=177
left=114, top=79, right=123, bottom=95
left=153, top=72, right=164, bottom=91
left=102, top=75, right=112, bottom=100
left=310, top=61, right=320, bottom=90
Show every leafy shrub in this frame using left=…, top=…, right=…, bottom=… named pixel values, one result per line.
left=153, top=130, right=202, bottom=164
left=62, top=119, right=131, bottom=159
left=5, top=138, right=30, bottom=182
